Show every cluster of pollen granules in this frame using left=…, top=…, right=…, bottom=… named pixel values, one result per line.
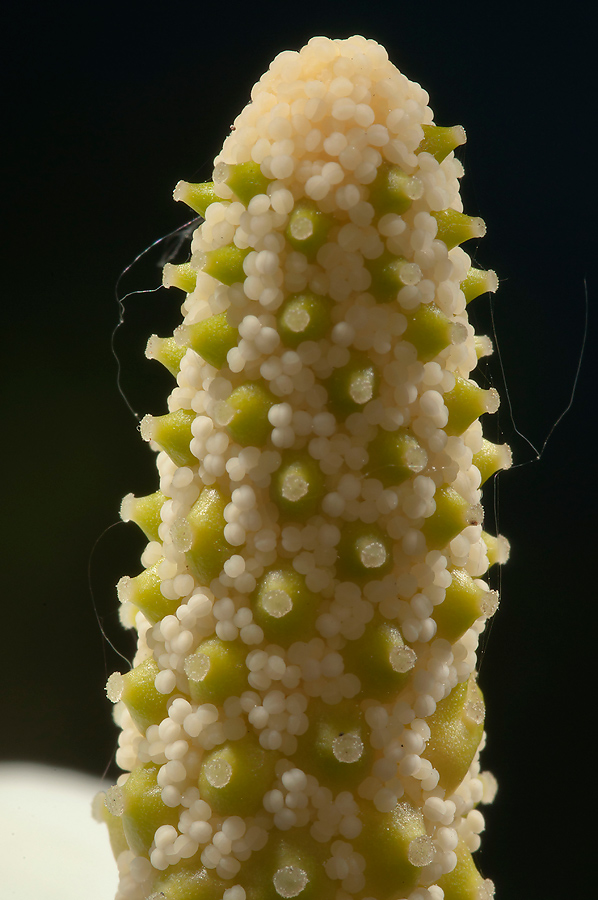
left=96, top=36, right=510, bottom=900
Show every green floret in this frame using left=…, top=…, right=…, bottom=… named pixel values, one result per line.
left=151, top=865, right=227, bottom=900
left=184, top=486, right=234, bottom=583
left=425, top=677, right=485, bottom=794
left=460, top=266, right=498, bottom=304
left=431, top=209, right=485, bottom=250
left=122, top=764, right=179, bottom=857
left=241, top=832, right=335, bottom=900
left=473, top=438, right=511, bottom=484
left=444, top=375, right=497, bottom=436
left=295, top=698, right=372, bottom=790
left=198, top=733, right=278, bottom=817
left=173, top=180, right=222, bottom=217
left=270, top=451, right=325, bottom=520
left=251, top=564, right=319, bottom=646
left=342, top=616, right=412, bottom=700
left=186, top=313, right=239, bottom=368
left=418, top=124, right=466, bottom=161
left=326, top=351, right=379, bottom=419
left=146, top=335, right=187, bottom=376
left=421, top=485, right=476, bottom=550
left=368, top=161, right=423, bottom=216
left=432, top=567, right=488, bottom=643
left=403, top=302, right=455, bottom=361
left=118, top=560, right=179, bottom=624
left=162, top=261, right=197, bottom=293
left=355, top=800, right=427, bottom=900
left=336, top=521, right=393, bottom=581
left=143, top=407, right=196, bottom=467
left=438, top=840, right=492, bottom=900
left=185, top=637, right=248, bottom=705
left=204, top=243, right=250, bottom=285
left=226, top=380, right=275, bottom=446
left=285, top=199, right=334, bottom=261
left=366, top=428, right=427, bottom=487
left=120, top=489, right=166, bottom=541
left=364, top=249, right=411, bottom=303
left=225, top=160, right=271, bottom=205
left=276, top=291, right=332, bottom=347
left=120, top=657, right=172, bottom=732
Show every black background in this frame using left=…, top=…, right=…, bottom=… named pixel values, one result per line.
left=3, top=2, right=594, bottom=897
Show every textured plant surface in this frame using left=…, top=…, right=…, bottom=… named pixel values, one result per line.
left=96, top=36, right=510, bottom=900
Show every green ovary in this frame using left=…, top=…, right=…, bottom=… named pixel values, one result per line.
left=355, top=800, right=427, bottom=900
left=120, top=489, right=166, bottom=541
left=326, top=352, right=379, bottom=419
left=432, top=568, right=488, bottom=644
left=422, top=486, right=477, bottom=550
left=365, top=249, right=412, bottom=303
left=118, top=560, right=179, bottom=624
left=295, top=699, right=372, bottom=790
left=368, top=161, right=423, bottom=216
left=336, top=521, right=393, bottom=581
left=426, top=677, right=485, bottom=794
left=185, top=637, right=248, bottom=705
left=225, top=160, right=271, bottom=205
left=403, top=302, right=455, bottom=361
left=251, top=565, right=319, bottom=646
left=270, top=451, right=325, bottom=520
left=150, top=865, right=227, bottom=900
left=366, top=428, right=427, bottom=487
left=204, top=244, right=250, bottom=286
left=143, top=408, right=196, bottom=467
left=198, top=733, right=278, bottom=817
left=241, top=832, right=335, bottom=900
left=342, top=616, right=413, bottom=700
left=438, top=839, right=491, bottom=900
left=121, top=657, right=172, bottom=732
left=122, top=764, right=179, bottom=857
left=285, top=199, right=333, bottom=261
left=277, top=291, right=332, bottom=347
left=226, top=381, right=275, bottom=446
left=183, top=486, right=233, bottom=583
left=186, top=313, right=239, bottom=369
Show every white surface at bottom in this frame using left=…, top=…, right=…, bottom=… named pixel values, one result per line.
left=0, top=763, right=118, bottom=900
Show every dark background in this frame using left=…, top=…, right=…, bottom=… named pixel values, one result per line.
left=3, top=3, right=594, bottom=897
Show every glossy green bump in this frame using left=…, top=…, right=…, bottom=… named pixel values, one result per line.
left=203, top=243, right=250, bottom=286
left=285, top=199, right=333, bottom=261
left=473, top=438, right=512, bottom=484
left=438, top=839, right=491, bottom=900
left=355, top=800, right=427, bottom=900
left=432, top=568, right=488, bottom=644
left=120, top=489, right=166, bottom=542
left=225, top=160, right=271, bottom=205
left=276, top=291, right=332, bottom=347
left=184, top=486, right=233, bottom=583
left=422, top=485, right=476, bottom=550
left=444, top=375, right=499, bottom=436
left=145, top=334, right=187, bottom=376
left=270, top=451, right=325, bottom=520
left=295, top=699, right=372, bottom=790
left=122, top=764, right=179, bottom=857
left=118, top=559, right=179, bottom=624
left=226, top=380, right=275, bottom=446
left=418, top=124, right=467, bottom=162
left=151, top=865, right=227, bottom=900
left=186, top=313, right=239, bottom=369
left=432, top=209, right=486, bottom=250
left=173, top=180, right=222, bottom=217
left=342, top=616, right=413, bottom=700
left=366, top=428, right=427, bottom=487
left=241, top=832, right=335, bottom=900
left=365, top=248, right=411, bottom=303
left=403, top=302, right=456, bottom=361
left=336, top=521, right=393, bottom=581
left=326, top=352, right=379, bottom=419
left=185, top=637, right=248, bottom=705
left=198, top=733, right=278, bottom=817
left=251, top=564, right=319, bottom=646
left=461, top=267, right=498, bottom=304
left=121, top=656, right=172, bottom=732
left=368, top=161, right=423, bottom=216
left=142, top=407, right=196, bottom=467
left=426, top=677, right=485, bottom=794
left=162, top=261, right=197, bottom=294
